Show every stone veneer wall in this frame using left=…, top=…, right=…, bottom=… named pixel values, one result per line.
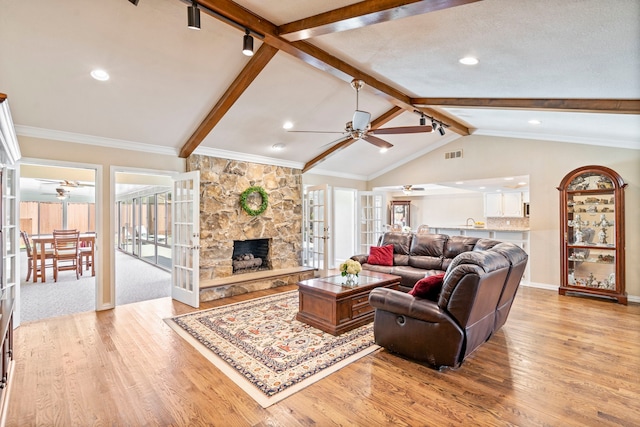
left=187, top=154, right=303, bottom=281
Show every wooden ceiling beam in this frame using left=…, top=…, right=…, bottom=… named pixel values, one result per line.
left=412, top=98, right=640, bottom=114
left=194, top=1, right=470, bottom=126
left=179, top=44, right=278, bottom=158
left=279, top=0, right=482, bottom=41
left=302, top=106, right=404, bottom=173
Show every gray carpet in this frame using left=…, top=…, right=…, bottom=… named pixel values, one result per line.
left=19, top=250, right=171, bottom=323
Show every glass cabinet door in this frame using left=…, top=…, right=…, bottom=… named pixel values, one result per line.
left=558, top=166, right=627, bottom=304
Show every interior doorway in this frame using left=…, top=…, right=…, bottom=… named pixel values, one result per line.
left=113, top=170, right=172, bottom=306
left=18, top=162, right=98, bottom=323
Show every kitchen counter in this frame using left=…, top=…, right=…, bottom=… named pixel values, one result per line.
left=429, top=225, right=530, bottom=232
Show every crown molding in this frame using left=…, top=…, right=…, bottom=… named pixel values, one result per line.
left=473, top=129, right=640, bottom=150
left=193, top=146, right=304, bottom=170
left=15, top=126, right=180, bottom=156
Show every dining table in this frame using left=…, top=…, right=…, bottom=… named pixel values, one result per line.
left=31, top=233, right=96, bottom=282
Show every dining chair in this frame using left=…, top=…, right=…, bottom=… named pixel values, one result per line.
left=78, top=232, right=95, bottom=275
left=52, top=229, right=81, bottom=282
left=20, top=231, right=54, bottom=282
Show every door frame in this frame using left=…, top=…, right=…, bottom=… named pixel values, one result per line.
left=18, top=157, right=102, bottom=319
left=110, top=166, right=179, bottom=309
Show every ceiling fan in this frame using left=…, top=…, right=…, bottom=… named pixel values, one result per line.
left=289, top=79, right=434, bottom=150
left=401, top=185, right=425, bottom=195
left=37, top=179, right=94, bottom=188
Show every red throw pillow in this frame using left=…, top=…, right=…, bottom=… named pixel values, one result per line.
left=409, top=273, right=445, bottom=299
left=368, top=244, right=394, bottom=266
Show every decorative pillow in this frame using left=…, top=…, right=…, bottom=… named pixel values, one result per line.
left=368, top=244, right=394, bottom=266
left=409, top=273, right=445, bottom=299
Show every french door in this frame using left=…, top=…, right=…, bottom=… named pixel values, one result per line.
left=357, top=191, right=386, bottom=254
left=171, top=171, right=200, bottom=308
left=303, top=184, right=330, bottom=276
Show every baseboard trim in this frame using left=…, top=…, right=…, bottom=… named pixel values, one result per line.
left=521, top=281, right=639, bottom=303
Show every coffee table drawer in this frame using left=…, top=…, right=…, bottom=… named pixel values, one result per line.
left=352, top=303, right=374, bottom=318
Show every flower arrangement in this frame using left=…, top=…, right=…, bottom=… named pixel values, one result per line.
left=339, top=259, right=362, bottom=277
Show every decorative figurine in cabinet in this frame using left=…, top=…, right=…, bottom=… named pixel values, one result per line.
left=558, top=165, right=627, bottom=304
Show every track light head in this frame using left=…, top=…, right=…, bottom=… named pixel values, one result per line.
left=438, top=125, right=446, bottom=136
left=419, top=114, right=426, bottom=126
left=187, top=2, right=200, bottom=30
left=242, top=29, right=254, bottom=56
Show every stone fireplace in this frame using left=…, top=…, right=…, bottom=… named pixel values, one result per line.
left=232, top=238, right=271, bottom=274
left=187, top=154, right=303, bottom=282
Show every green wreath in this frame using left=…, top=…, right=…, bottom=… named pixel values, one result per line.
left=240, top=186, right=268, bottom=216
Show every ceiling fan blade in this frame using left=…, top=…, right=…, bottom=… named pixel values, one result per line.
left=287, top=130, right=347, bottom=134
left=371, top=125, right=432, bottom=135
left=320, top=135, right=353, bottom=149
left=363, top=135, right=393, bottom=149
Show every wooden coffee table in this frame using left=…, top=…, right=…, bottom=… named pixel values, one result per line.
left=296, top=271, right=401, bottom=336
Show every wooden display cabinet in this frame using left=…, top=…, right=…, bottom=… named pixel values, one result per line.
left=558, top=165, right=627, bottom=304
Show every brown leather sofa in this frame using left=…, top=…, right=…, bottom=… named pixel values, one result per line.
left=363, top=232, right=528, bottom=369
left=351, top=232, right=502, bottom=291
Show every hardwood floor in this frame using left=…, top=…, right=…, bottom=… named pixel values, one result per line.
left=6, top=286, right=640, bottom=426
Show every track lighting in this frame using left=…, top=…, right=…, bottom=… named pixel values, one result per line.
left=438, top=125, right=446, bottom=136
left=431, top=119, right=437, bottom=132
left=419, top=114, right=426, bottom=126
left=187, top=2, right=200, bottom=30
left=242, top=29, right=254, bottom=56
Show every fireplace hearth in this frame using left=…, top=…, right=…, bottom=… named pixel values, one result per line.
left=232, top=239, right=271, bottom=274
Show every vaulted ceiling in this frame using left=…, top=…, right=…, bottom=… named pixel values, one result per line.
left=1, top=0, right=638, bottom=179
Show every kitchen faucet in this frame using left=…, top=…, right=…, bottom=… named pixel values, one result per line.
left=466, top=218, right=476, bottom=227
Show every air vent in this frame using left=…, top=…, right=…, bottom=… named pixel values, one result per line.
left=445, top=150, right=463, bottom=159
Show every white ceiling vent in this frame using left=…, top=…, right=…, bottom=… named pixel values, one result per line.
left=445, top=150, right=463, bottom=159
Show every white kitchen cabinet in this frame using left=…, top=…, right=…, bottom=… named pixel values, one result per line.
left=503, top=192, right=523, bottom=216
left=484, top=192, right=523, bottom=217
left=484, top=193, right=503, bottom=216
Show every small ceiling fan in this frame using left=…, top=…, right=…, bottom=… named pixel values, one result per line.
left=401, top=185, right=425, bottom=194
left=37, top=179, right=94, bottom=188
left=289, top=79, right=433, bottom=149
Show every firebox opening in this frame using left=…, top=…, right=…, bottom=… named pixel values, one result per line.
left=232, top=238, right=271, bottom=274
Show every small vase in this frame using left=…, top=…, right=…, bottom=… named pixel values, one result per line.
left=344, top=273, right=358, bottom=287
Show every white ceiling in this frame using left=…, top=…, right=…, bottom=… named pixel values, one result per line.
left=1, top=0, right=638, bottom=181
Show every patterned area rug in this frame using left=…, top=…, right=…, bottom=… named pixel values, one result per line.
left=165, top=291, right=379, bottom=408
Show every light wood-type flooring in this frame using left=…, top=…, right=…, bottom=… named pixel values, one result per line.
left=6, top=285, right=640, bottom=426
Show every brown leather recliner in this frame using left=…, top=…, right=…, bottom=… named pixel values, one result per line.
left=368, top=242, right=528, bottom=369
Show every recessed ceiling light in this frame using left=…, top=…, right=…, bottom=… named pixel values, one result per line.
left=518, top=181, right=527, bottom=186
left=504, top=177, right=514, bottom=181
left=90, top=69, right=110, bottom=81
left=455, top=181, right=464, bottom=185
left=459, top=57, right=479, bottom=65
left=282, top=121, right=293, bottom=130
left=528, top=119, right=541, bottom=125
left=271, top=143, right=285, bottom=151
left=379, top=147, right=388, bottom=153
left=479, top=186, right=486, bottom=190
